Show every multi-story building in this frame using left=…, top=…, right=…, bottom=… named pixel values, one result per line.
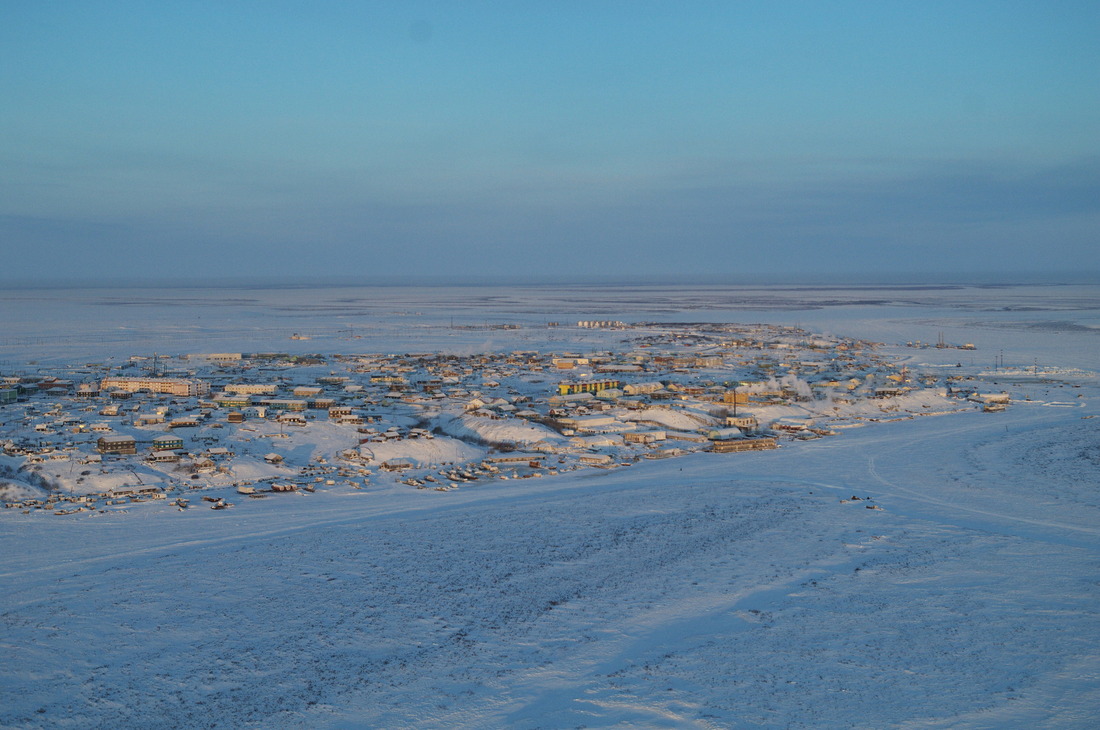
left=557, top=379, right=620, bottom=396
left=225, top=383, right=278, bottom=395
left=100, top=377, right=210, bottom=397
left=97, top=435, right=136, bottom=455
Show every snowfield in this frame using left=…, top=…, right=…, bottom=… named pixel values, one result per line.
left=620, top=407, right=719, bottom=431
left=434, top=412, right=565, bottom=448
left=3, top=406, right=1098, bottom=729
left=2, top=282, right=1099, bottom=728
left=360, top=434, right=482, bottom=468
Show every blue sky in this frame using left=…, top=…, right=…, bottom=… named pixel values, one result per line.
left=2, top=1, right=1098, bottom=283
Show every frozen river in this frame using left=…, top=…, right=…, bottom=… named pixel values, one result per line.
left=3, top=281, right=1098, bottom=368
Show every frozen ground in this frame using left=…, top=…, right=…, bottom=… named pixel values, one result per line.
left=2, top=281, right=1098, bottom=368
left=2, top=282, right=1099, bottom=728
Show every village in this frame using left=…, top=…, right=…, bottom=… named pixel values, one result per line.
left=0, top=321, right=1007, bottom=516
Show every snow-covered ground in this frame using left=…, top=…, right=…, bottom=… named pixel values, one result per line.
left=2, top=282, right=1099, bottom=728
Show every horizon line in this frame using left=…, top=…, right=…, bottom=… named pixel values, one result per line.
left=1, top=270, right=1098, bottom=291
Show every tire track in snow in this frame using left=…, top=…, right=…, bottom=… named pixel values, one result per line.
left=865, top=455, right=1100, bottom=542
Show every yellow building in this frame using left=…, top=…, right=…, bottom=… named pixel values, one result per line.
left=557, top=379, right=620, bottom=396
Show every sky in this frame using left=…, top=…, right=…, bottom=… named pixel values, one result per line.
left=2, top=1, right=1099, bottom=284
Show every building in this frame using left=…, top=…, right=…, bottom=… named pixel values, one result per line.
left=711, top=437, right=778, bottom=453
left=168, top=418, right=201, bottom=429
left=725, top=415, right=759, bottom=431
left=100, top=377, right=210, bottom=397
left=623, top=382, right=664, bottom=396
left=190, top=353, right=243, bottom=362
left=262, top=399, right=308, bottom=412
left=552, top=357, right=592, bottom=370
left=213, top=393, right=253, bottom=408
left=557, top=379, right=620, bottom=396
left=151, top=435, right=184, bottom=451
left=577, top=321, right=625, bottom=329
left=624, top=431, right=666, bottom=444
left=558, top=415, right=618, bottom=431
left=97, top=435, right=136, bottom=455
left=722, top=390, right=751, bottom=405
left=225, top=383, right=277, bottom=395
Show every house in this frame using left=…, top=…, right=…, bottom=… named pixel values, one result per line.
left=168, top=418, right=200, bottom=429
left=771, top=417, right=813, bottom=432
left=263, top=399, right=307, bottom=412
left=969, top=392, right=1010, bottom=405
left=570, top=434, right=623, bottom=449
left=464, top=397, right=488, bottom=412
left=725, top=415, right=758, bottom=432
left=547, top=392, right=594, bottom=408
left=624, top=431, right=665, bottom=444
left=213, top=393, right=253, bottom=408
left=557, top=415, right=631, bottom=433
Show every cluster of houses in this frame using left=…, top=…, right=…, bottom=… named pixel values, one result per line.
left=1, top=322, right=1003, bottom=515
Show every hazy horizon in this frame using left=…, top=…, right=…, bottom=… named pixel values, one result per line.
left=3, top=269, right=1100, bottom=292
